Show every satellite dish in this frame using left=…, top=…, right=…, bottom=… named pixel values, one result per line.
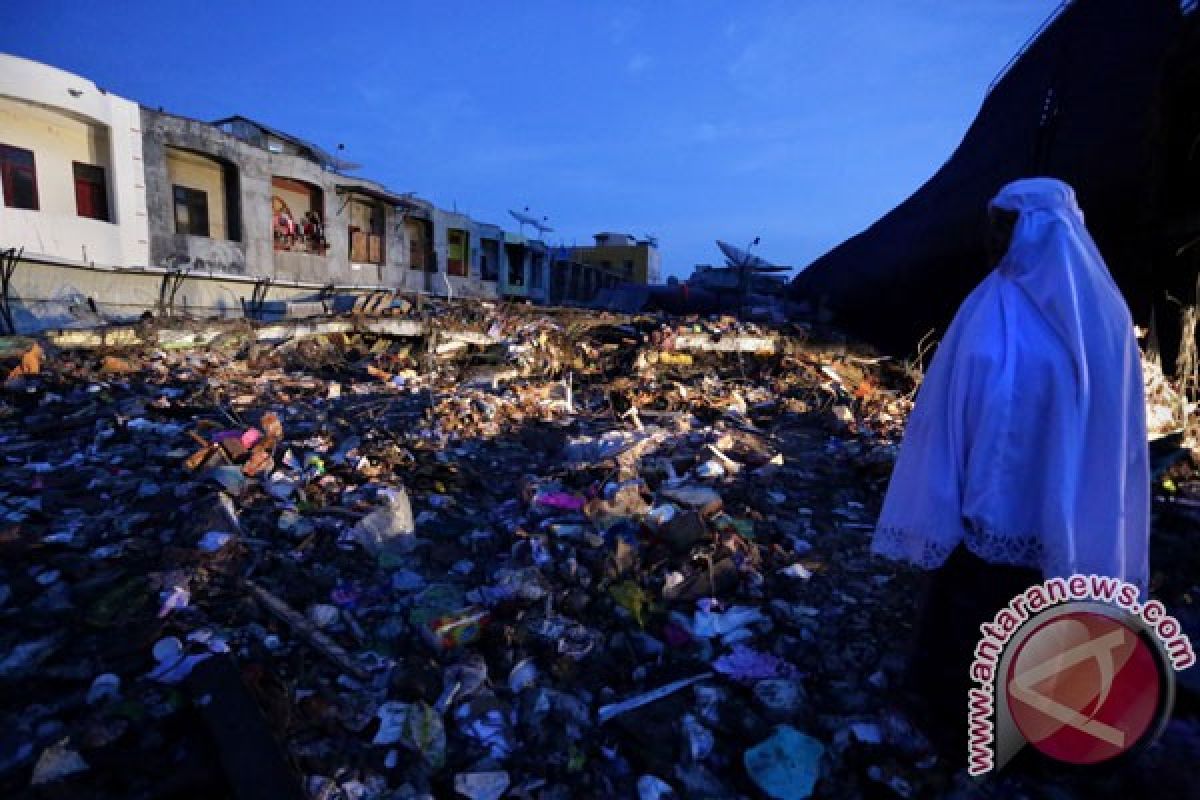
left=717, top=240, right=774, bottom=269
left=716, top=240, right=791, bottom=272
left=509, top=208, right=553, bottom=236
left=509, top=208, right=540, bottom=226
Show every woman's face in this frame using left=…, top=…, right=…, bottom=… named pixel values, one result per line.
left=987, top=209, right=1018, bottom=268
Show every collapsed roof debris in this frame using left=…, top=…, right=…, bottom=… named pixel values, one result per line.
left=0, top=299, right=1195, bottom=799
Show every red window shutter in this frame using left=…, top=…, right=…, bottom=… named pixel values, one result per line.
left=75, top=176, right=95, bottom=218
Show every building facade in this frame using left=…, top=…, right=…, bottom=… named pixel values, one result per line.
left=0, top=54, right=660, bottom=327
left=573, top=232, right=661, bottom=285
left=143, top=110, right=422, bottom=288
left=0, top=53, right=149, bottom=271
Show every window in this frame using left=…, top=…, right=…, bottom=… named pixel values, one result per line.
left=506, top=244, right=525, bottom=286
left=480, top=238, right=499, bottom=281
left=173, top=185, right=210, bottom=237
left=348, top=198, right=384, bottom=265
left=165, top=147, right=239, bottom=241
left=447, top=228, right=468, bottom=276
left=271, top=177, right=325, bottom=254
left=406, top=218, right=432, bottom=270
left=0, top=144, right=38, bottom=210
left=529, top=253, right=544, bottom=288
left=622, top=259, right=634, bottom=280
left=73, top=162, right=109, bottom=221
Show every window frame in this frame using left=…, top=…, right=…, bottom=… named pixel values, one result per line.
left=72, top=161, right=110, bottom=221
left=506, top=246, right=525, bottom=286
left=446, top=228, right=468, bottom=277
left=172, top=184, right=211, bottom=237
left=0, top=143, right=39, bottom=211
left=480, top=238, right=500, bottom=282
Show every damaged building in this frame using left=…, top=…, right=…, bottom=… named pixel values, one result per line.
left=0, top=54, right=649, bottom=331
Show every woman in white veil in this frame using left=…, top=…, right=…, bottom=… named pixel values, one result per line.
left=872, top=177, right=1149, bottom=753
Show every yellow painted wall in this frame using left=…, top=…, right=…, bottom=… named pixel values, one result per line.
left=165, top=147, right=228, bottom=240
left=0, top=54, right=148, bottom=267
left=0, top=95, right=112, bottom=219
left=576, top=244, right=654, bottom=284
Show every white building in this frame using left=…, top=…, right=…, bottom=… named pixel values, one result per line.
left=0, top=53, right=149, bottom=270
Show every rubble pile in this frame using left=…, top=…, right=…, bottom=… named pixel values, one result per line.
left=0, top=307, right=1195, bottom=799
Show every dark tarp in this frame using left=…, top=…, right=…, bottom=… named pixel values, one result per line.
left=790, top=0, right=1185, bottom=356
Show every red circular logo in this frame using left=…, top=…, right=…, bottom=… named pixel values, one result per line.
left=1005, top=611, right=1162, bottom=764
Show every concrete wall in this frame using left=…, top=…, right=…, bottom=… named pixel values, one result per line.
left=0, top=54, right=149, bottom=269
left=142, top=108, right=265, bottom=276
left=143, top=107, right=411, bottom=288
left=527, top=242, right=548, bottom=303
left=2, top=254, right=388, bottom=331
left=394, top=211, right=434, bottom=295
left=166, top=147, right=230, bottom=240
left=270, top=163, right=406, bottom=287
left=1, top=54, right=519, bottom=306
left=574, top=241, right=658, bottom=284
left=432, top=207, right=496, bottom=299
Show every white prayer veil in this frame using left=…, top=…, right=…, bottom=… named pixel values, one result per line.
left=872, top=177, right=1149, bottom=589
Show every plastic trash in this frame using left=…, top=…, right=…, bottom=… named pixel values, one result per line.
left=455, top=693, right=516, bottom=759
left=420, top=606, right=490, bottom=653
left=306, top=604, right=340, bottom=629
left=197, top=531, right=234, bottom=552
left=753, top=678, right=806, bottom=722
left=405, top=702, right=447, bottom=769
left=157, top=585, right=191, bottom=617
left=30, top=739, right=88, bottom=785
left=637, top=775, right=676, bottom=799
left=778, top=563, right=813, bottom=580
left=681, top=713, right=714, bottom=761
left=691, top=605, right=765, bottom=639
left=713, top=645, right=796, bottom=683
left=86, top=673, right=121, bottom=705
left=744, top=725, right=824, bottom=800
left=350, top=488, right=416, bottom=556
left=534, top=490, right=587, bottom=512
left=147, top=636, right=211, bottom=684
left=454, top=770, right=510, bottom=800
left=373, top=701, right=411, bottom=746
left=508, top=657, right=539, bottom=693
left=598, top=673, right=713, bottom=723
left=436, top=655, right=489, bottom=712
left=207, top=465, right=248, bottom=496
left=659, top=485, right=723, bottom=513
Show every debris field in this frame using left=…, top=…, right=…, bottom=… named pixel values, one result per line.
left=0, top=302, right=1196, bottom=800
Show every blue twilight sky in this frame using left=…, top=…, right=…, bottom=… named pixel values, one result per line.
left=1, top=1, right=1060, bottom=280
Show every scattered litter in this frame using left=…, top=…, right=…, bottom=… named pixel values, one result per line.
left=0, top=307, right=1188, bottom=798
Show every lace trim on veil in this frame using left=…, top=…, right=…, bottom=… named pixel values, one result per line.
left=873, top=523, right=1052, bottom=572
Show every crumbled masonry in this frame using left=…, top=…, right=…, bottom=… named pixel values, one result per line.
left=0, top=300, right=1196, bottom=799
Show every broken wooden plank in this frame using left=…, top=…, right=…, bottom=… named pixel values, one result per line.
left=245, top=580, right=370, bottom=680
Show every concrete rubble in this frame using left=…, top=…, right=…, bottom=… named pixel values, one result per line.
left=0, top=299, right=1195, bottom=799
